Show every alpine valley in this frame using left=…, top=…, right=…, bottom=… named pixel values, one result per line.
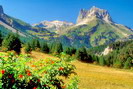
left=0, top=5, right=133, bottom=48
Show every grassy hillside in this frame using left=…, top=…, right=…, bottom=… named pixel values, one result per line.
left=0, top=25, right=12, bottom=35
left=61, top=18, right=133, bottom=48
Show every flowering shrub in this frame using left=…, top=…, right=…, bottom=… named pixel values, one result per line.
left=0, top=52, right=78, bottom=89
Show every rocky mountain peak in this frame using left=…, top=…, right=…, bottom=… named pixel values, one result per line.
left=0, top=5, right=4, bottom=15
left=33, top=20, right=74, bottom=33
left=77, top=6, right=113, bottom=25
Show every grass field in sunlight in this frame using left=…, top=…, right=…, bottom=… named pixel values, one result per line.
left=72, top=61, right=133, bottom=89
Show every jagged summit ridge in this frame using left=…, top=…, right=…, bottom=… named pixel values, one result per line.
left=77, top=6, right=113, bottom=25
left=0, top=5, right=4, bottom=14
left=33, top=20, right=74, bottom=28
left=33, top=20, right=74, bottom=33
left=0, top=5, right=4, bottom=18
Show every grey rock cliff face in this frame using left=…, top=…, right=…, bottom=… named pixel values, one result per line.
left=0, top=5, right=9, bottom=22
left=77, top=6, right=113, bottom=24
left=0, top=5, right=5, bottom=18
left=0, top=5, right=14, bottom=27
left=0, top=5, right=4, bottom=14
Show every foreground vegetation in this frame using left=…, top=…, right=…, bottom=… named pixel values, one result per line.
left=0, top=52, right=78, bottom=89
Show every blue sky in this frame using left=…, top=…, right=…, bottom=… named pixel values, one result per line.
left=0, top=0, right=133, bottom=28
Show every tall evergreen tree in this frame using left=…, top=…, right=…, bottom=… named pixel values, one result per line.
left=64, top=47, right=76, bottom=56
left=70, top=47, right=76, bottom=55
left=41, top=42, right=49, bottom=53
left=31, top=39, right=40, bottom=50
left=64, top=47, right=71, bottom=55
left=51, top=41, right=63, bottom=54
left=76, top=47, right=90, bottom=62
left=2, top=33, right=21, bottom=53
left=25, top=42, right=31, bottom=53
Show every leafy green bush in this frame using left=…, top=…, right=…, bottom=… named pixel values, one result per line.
left=60, top=52, right=76, bottom=62
left=0, top=52, right=78, bottom=89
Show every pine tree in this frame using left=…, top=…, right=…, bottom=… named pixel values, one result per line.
left=64, top=47, right=76, bottom=56
left=2, top=33, right=21, bottom=53
left=71, top=47, right=76, bottom=54
left=31, top=39, right=40, bottom=50
left=41, top=42, right=49, bottom=53
left=25, top=42, right=31, bottom=53
left=51, top=41, right=63, bottom=54
left=64, top=47, right=71, bottom=55
left=76, top=47, right=89, bottom=62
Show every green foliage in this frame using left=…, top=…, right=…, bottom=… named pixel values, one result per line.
left=64, top=47, right=76, bottom=56
left=99, top=56, right=105, bottom=66
left=0, top=25, right=12, bottom=36
left=0, top=31, right=3, bottom=46
left=64, top=47, right=71, bottom=55
left=31, top=39, right=40, bottom=51
left=2, top=33, right=21, bottom=53
left=91, top=55, right=98, bottom=62
left=89, top=40, right=133, bottom=69
left=60, top=52, right=76, bottom=62
left=109, top=40, right=133, bottom=50
left=51, top=41, right=63, bottom=54
left=88, top=44, right=107, bottom=54
left=0, top=52, right=78, bottom=89
left=124, top=58, right=132, bottom=69
left=67, top=76, right=79, bottom=89
left=76, top=47, right=92, bottom=62
left=113, top=60, right=122, bottom=68
left=24, top=42, right=31, bottom=53
left=40, top=42, right=49, bottom=53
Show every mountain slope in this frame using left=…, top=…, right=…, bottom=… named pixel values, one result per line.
left=0, top=5, right=56, bottom=40
left=60, top=6, right=133, bottom=47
